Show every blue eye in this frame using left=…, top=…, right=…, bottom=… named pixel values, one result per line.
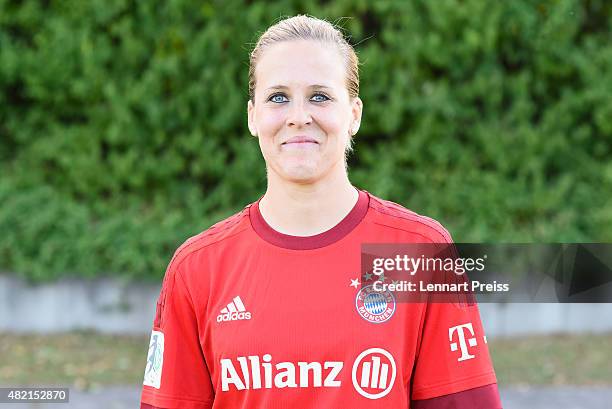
left=267, top=92, right=330, bottom=103
left=311, top=93, right=330, bottom=102
left=269, top=94, right=288, bottom=103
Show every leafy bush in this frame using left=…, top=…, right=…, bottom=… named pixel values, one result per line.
left=1, top=0, right=610, bottom=281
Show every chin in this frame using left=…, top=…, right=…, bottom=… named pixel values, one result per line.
left=278, top=162, right=323, bottom=184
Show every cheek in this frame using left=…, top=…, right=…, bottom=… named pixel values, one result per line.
left=257, top=108, right=285, bottom=142
left=318, top=112, right=350, bottom=146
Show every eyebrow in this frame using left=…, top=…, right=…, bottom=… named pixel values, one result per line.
left=265, top=84, right=334, bottom=92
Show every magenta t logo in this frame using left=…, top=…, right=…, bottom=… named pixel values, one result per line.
left=448, top=323, right=477, bottom=362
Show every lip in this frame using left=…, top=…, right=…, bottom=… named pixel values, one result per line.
left=282, top=135, right=319, bottom=145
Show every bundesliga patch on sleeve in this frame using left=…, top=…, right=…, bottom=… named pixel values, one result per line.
left=143, top=330, right=164, bottom=389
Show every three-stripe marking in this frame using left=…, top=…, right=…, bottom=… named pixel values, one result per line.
left=220, top=296, right=246, bottom=314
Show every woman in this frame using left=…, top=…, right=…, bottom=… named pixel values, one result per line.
left=141, top=15, right=502, bottom=409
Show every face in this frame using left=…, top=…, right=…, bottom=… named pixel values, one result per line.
left=247, top=40, right=362, bottom=185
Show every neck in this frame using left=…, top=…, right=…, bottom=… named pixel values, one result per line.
left=258, top=166, right=358, bottom=236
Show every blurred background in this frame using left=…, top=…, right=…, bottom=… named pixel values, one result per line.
left=1, top=0, right=611, bottom=408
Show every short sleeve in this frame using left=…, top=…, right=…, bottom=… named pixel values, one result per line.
left=410, top=299, right=498, bottom=400
left=140, top=259, right=214, bottom=409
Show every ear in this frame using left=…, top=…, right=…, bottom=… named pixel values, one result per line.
left=247, top=99, right=257, bottom=137
left=350, top=96, right=363, bottom=135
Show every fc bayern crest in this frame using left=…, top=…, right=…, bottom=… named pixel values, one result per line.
left=355, top=285, right=396, bottom=324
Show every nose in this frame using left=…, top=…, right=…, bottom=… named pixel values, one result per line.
left=286, top=99, right=312, bottom=128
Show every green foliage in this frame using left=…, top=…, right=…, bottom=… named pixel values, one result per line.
left=1, top=0, right=611, bottom=281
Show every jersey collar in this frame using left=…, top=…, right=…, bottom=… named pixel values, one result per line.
left=249, top=189, right=369, bottom=250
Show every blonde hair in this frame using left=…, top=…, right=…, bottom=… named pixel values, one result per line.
left=248, top=15, right=359, bottom=102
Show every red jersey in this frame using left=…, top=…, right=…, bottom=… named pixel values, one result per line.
left=140, top=190, right=500, bottom=408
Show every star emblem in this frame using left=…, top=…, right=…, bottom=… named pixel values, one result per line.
left=350, top=278, right=361, bottom=288
left=362, top=272, right=373, bottom=281
left=377, top=273, right=386, bottom=282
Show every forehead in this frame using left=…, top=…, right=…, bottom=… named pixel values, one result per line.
left=255, top=40, right=346, bottom=92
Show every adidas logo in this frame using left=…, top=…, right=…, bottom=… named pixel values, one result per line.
left=216, top=296, right=252, bottom=322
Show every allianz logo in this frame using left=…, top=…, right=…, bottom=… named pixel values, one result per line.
left=220, top=347, right=396, bottom=399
